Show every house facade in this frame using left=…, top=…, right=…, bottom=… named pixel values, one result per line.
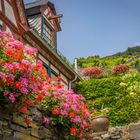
left=0, top=0, right=81, bottom=90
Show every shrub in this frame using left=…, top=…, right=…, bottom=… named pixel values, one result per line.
left=111, top=64, right=129, bottom=74
left=76, top=75, right=140, bottom=126
left=121, top=70, right=140, bottom=95
left=82, top=66, right=102, bottom=78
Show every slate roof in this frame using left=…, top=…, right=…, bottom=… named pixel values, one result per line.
left=25, top=0, right=48, bottom=9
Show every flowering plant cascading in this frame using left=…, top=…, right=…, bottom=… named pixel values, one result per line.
left=0, top=32, right=92, bottom=139
left=111, top=64, right=129, bottom=74
left=82, top=66, right=102, bottom=78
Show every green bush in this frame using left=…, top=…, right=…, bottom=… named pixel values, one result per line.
left=76, top=74, right=140, bottom=126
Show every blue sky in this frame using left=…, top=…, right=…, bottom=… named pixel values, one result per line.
left=24, top=0, right=140, bottom=63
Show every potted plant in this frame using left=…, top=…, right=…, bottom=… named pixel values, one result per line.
left=91, top=107, right=110, bottom=132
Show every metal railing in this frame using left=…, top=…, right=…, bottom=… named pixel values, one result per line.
left=28, top=16, right=74, bottom=69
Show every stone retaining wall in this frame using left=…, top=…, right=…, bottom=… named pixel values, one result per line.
left=90, top=122, right=140, bottom=140
left=0, top=110, right=58, bottom=140
left=0, top=109, right=140, bottom=140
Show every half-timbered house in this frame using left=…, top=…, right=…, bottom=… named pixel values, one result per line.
left=0, top=0, right=81, bottom=90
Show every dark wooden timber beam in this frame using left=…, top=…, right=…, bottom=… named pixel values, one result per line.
left=48, top=14, right=63, bottom=20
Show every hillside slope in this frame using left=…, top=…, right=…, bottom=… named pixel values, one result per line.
left=77, top=46, right=140, bottom=68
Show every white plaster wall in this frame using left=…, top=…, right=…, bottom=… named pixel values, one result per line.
left=39, top=54, right=49, bottom=65
left=50, top=64, right=59, bottom=74
left=60, top=73, right=68, bottom=84
left=4, top=1, right=17, bottom=26
left=6, top=26, right=11, bottom=33
left=0, top=0, right=2, bottom=11
left=0, top=19, right=3, bottom=26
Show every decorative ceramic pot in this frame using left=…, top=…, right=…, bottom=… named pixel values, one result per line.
left=91, top=115, right=109, bottom=132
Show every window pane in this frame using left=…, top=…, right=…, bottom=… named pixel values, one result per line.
left=51, top=72, right=57, bottom=79
left=42, top=22, right=52, bottom=45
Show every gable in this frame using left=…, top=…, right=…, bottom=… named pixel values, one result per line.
left=40, top=2, right=62, bottom=31
left=0, top=0, right=28, bottom=34
left=0, top=0, right=16, bottom=26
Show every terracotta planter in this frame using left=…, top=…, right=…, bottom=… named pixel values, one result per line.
left=91, top=115, right=109, bottom=132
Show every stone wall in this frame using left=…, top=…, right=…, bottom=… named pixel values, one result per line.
left=0, top=110, right=58, bottom=140
left=90, top=122, right=140, bottom=140
left=0, top=108, right=140, bottom=140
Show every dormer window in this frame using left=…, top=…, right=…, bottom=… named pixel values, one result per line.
left=25, top=0, right=62, bottom=50
left=42, top=18, right=54, bottom=48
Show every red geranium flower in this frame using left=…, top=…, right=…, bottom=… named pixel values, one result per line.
left=52, top=109, right=60, bottom=115
left=70, top=128, right=76, bottom=136
left=24, top=99, right=32, bottom=106
left=19, top=107, right=28, bottom=114
left=69, top=111, right=76, bottom=118
left=26, top=118, right=32, bottom=125
left=15, top=82, right=22, bottom=89
left=36, top=94, right=43, bottom=102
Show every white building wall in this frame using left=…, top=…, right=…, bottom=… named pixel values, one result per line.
left=39, top=54, right=49, bottom=65
left=6, top=26, right=11, bottom=33
left=0, top=0, right=2, bottom=11
left=4, top=1, right=17, bottom=26
left=60, top=73, right=68, bottom=84
left=0, top=19, right=2, bottom=26
left=50, top=64, right=59, bottom=74
left=39, top=54, right=69, bottom=90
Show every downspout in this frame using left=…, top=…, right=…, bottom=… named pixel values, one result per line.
left=69, top=74, right=77, bottom=90
left=69, top=58, right=78, bottom=89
